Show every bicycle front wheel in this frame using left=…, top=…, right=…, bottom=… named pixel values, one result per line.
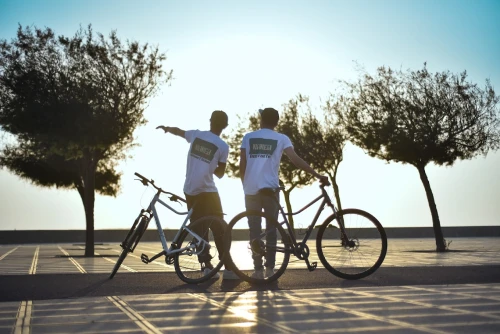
left=110, top=217, right=148, bottom=279
left=316, top=209, right=387, bottom=280
left=174, top=216, right=226, bottom=284
left=225, top=211, right=291, bottom=284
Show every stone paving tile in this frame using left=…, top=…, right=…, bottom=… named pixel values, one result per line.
left=39, top=247, right=84, bottom=274
left=365, top=307, right=452, bottom=317
left=0, top=301, right=19, bottom=333
left=0, top=246, right=32, bottom=275
left=29, top=322, right=146, bottom=334
left=433, top=322, right=500, bottom=334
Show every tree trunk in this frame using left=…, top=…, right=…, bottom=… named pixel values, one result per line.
left=416, top=164, right=446, bottom=252
left=81, top=154, right=97, bottom=257
left=83, top=173, right=96, bottom=257
left=329, top=167, right=342, bottom=212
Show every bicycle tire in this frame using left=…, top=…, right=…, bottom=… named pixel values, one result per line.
left=109, top=217, right=148, bottom=279
left=224, top=210, right=291, bottom=284
left=173, top=216, right=226, bottom=284
left=316, top=208, right=387, bottom=280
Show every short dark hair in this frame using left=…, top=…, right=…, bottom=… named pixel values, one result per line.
left=259, top=108, right=279, bottom=127
left=210, top=110, right=228, bottom=129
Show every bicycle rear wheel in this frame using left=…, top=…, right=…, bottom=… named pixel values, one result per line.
left=109, top=217, right=148, bottom=279
left=316, top=209, right=387, bottom=280
left=224, top=211, right=291, bottom=284
left=174, top=216, right=226, bottom=284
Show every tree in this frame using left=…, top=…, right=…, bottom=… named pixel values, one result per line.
left=332, top=64, right=500, bottom=251
left=0, top=25, right=172, bottom=256
left=224, top=95, right=347, bottom=230
left=305, top=99, right=347, bottom=212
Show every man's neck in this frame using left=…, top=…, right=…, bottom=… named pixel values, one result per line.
left=210, top=129, right=222, bottom=136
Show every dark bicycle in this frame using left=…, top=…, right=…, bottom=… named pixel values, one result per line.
left=224, top=180, right=387, bottom=284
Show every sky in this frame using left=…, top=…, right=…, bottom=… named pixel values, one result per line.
left=0, top=0, right=499, bottom=231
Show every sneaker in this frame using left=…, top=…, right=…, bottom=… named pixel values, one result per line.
left=265, top=267, right=275, bottom=277
left=203, top=267, right=220, bottom=279
left=251, top=268, right=264, bottom=279
left=222, top=270, right=239, bottom=280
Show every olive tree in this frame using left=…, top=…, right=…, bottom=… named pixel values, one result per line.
left=0, top=25, right=172, bottom=255
left=332, top=64, right=500, bottom=251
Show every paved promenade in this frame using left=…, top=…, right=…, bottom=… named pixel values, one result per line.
left=1, top=238, right=500, bottom=333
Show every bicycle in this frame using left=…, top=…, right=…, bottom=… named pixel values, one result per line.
left=109, top=172, right=226, bottom=284
left=224, top=180, right=387, bottom=284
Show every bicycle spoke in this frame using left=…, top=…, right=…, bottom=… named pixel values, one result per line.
left=225, top=211, right=291, bottom=284
left=174, top=216, right=225, bottom=284
left=316, top=209, right=387, bottom=280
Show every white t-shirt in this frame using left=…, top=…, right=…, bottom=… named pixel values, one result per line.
left=240, top=129, right=293, bottom=195
left=183, top=130, right=229, bottom=196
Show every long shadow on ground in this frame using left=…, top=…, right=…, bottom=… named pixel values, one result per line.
left=1, top=266, right=500, bottom=302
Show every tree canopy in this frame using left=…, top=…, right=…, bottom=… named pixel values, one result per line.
left=332, top=63, right=500, bottom=251
left=0, top=25, right=172, bottom=255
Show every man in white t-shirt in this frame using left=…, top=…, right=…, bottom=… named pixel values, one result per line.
left=157, top=110, right=238, bottom=280
left=240, top=107, right=328, bottom=279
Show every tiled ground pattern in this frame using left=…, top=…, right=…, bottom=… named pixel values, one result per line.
left=1, top=238, right=499, bottom=333
left=1, top=284, right=499, bottom=333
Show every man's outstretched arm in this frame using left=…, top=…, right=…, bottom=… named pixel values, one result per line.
left=284, top=147, right=329, bottom=183
left=156, top=126, right=186, bottom=138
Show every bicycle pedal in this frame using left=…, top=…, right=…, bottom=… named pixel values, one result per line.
left=308, top=261, right=317, bottom=272
left=141, top=253, right=150, bottom=264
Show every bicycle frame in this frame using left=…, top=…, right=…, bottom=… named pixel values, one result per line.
left=270, top=185, right=349, bottom=261
left=134, top=189, right=211, bottom=263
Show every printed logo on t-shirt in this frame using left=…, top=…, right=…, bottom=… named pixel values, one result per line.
left=249, top=138, right=277, bottom=158
left=190, top=138, right=218, bottom=163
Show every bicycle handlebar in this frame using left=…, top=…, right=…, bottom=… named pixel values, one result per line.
left=134, top=172, right=187, bottom=203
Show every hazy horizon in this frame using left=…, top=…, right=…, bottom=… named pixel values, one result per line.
left=0, top=0, right=499, bottom=231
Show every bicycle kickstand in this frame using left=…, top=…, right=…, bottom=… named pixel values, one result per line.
left=304, top=258, right=317, bottom=272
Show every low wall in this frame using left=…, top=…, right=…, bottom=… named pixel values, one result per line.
left=0, top=226, right=499, bottom=244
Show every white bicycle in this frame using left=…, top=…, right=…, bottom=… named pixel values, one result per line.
left=109, top=172, right=226, bottom=284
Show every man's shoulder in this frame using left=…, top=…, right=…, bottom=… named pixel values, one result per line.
left=246, top=129, right=288, bottom=140
left=199, top=131, right=228, bottom=149
left=245, top=129, right=274, bottom=136
left=192, top=130, right=216, bottom=140
left=243, top=129, right=259, bottom=136
left=219, top=138, right=230, bottom=150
